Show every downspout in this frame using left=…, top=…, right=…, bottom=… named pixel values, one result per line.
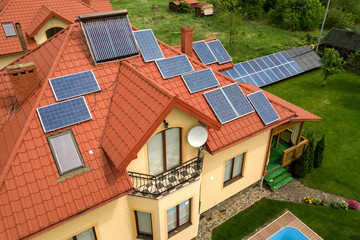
left=15, top=23, right=28, bottom=54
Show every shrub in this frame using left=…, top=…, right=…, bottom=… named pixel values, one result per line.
left=348, top=200, right=360, bottom=210
left=320, top=198, right=329, bottom=206
left=331, top=200, right=342, bottom=209
left=237, top=0, right=264, bottom=20
left=325, top=8, right=355, bottom=29
left=307, top=131, right=315, bottom=173
left=340, top=200, right=349, bottom=211
left=304, top=196, right=313, bottom=204
left=314, top=135, right=325, bottom=168
left=269, top=0, right=324, bottom=31
left=292, top=140, right=310, bottom=178
left=313, top=198, right=322, bottom=205
left=348, top=50, right=360, bottom=69
left=179, top=1, right=190, bottom=13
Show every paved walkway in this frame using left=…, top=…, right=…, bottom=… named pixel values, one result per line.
left=195, top=179, right=348, bottom=240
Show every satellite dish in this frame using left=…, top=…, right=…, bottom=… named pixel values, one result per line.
left=187, top=126, right=208, bottom=148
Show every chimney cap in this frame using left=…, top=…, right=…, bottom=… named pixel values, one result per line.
left=6, top=62, right=35, bottom=71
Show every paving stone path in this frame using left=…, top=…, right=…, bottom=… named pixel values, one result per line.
left=194, top=179, right=348, bottom=240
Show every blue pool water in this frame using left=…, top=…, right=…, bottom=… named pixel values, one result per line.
left=268, top=226, right=309, bottom=240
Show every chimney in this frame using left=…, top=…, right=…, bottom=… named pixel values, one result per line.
left=7, top=62, right=40, bottom=105
left=181, top=26, right=193, bottom=57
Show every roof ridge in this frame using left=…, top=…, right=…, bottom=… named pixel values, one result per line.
left=0, top=24, right=75, bottom=188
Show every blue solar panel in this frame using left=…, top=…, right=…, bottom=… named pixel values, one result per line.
left=243, top=75, right=258, bottom=86
left=37, top=97, right=92, bottom=133
left=249, top=73, right=265, bottom=87
left=255, top=58, right=269, bottom=70
left=280, top=51, right=293, bottom=62
left=290, top=61, right=304, bottom=73
left=182, top=68, right=219, bottom=93
left=274, top=53, right=287, bottom=64
left=227, top=68, right=241, bottom=79
left=133, top=29, right=164, bottom=62
left=283, top=63, right=297, bottom=75
left=82, top=17, right=139, bottom=63
left=248, top=60, right=262, bottom=72
left=241, top=62, right=255, bottom=74
left=222, top=83, right=254, bottom=117
left=271, top=67, right=286, bottom=79
left=221, top=71, right=232, bottom=78
left=206, top=40, right=232, bottom=64
left=257, top=71, right=272, bottom=85
left=50, top=70, right=100, bottom=101
left=264, top=69, right=279, bottom=82
left=268, top=55, right=281, bottom=66
left=277, top=65, right=291, bottom=77
left=193, top=41, right=217, bottom=65
left=262, top=56, right=275, bottom=68
left=204, top=89, right=238, bottom=124
left=236, top=77, right=246, bottom=83
left=234, top=64, right=248, bottom=77
left=155, top=55, right=194, bottom=79
left=247, top=91, right=280, bottom=125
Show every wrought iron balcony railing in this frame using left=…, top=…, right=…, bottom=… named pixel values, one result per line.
left=128, top=152, right=204, bottom=198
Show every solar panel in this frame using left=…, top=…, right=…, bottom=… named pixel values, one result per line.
left=204, top=89, right=238, bottom=124
left=248, top=60, right=262, bottom=72
left=241, top=62, right=255, bottom=74
left=249, top=73, right=265, bottom=87
left=133, top=29, right=164, bottom=62
left=255, top=58, right=268, bottom=70
left=268, top=55, right=281, bottom=66
left=49, top=70, right=100, bottom=101
left=193, top=41, right=217, bottom=65
left=37, top=97, right=92, bottom=133
left=221, top=71, right=232, bottom=78
left=206, top=40, right=232, bottom=64
left=81, top=16, right=139, bottom=63
left=222, top=83, right=254, bottom=117
left=182, top=68, right=219, bottom=93
left=155, top=55, right=194, bottom=79
left=247, top=91, right=280, bottom=125
left=257, top=71, right=272, bottom=85
left=262, top=56, right=275, bottom=68
left=227, top=68, right=241, bottom=79
left=234, top=63, right=248, bottom=77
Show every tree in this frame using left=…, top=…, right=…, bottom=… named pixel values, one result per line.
left=212, top=0, right=243, bottom=49
left=314, top=135, right=325, bottom=168
left=348, top=50, right=360, bottom=69
left=321, top=48, right=345, bottom=87
left=307, top=131, right=315, bottom=173
left=292, top=143, right=310, bottom=178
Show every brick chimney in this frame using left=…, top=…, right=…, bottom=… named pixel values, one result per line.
left=7, top=62, right=40, bottom=105
left=181, top=26, right=193, bottom=57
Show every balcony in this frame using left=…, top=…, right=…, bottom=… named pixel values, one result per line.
left=128, top=152, right=204, bottom=199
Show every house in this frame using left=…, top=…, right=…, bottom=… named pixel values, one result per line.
left=0, top=0, right=113, bottom=68
left=0, top=10, right=321, bottom=240
left=320, top=28, right=360, bottom=58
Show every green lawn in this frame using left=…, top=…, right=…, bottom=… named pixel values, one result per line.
left=111, top=0, right=360, bottom=199
left=264, top=70, right=360, bottom=200
left=212, top=198, right=360, bottom=240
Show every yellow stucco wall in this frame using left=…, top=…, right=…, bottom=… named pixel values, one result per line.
left=33, top=196, right=134, bottom=240
left=0, top=53, right=23, bottom=69
left=200, top=130, right=271, bottom=213
left=33, top=17, right=69, bottom=45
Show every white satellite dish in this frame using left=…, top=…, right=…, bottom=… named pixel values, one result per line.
left=187, top=126, right=208, bottom=148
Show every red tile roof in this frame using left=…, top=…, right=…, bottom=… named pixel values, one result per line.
left=0, top=17, right=321, bottom=239
left=0, top=0, right=113, bottom=57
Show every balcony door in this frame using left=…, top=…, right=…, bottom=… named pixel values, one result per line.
left=147, top=128, right=181, bottom=175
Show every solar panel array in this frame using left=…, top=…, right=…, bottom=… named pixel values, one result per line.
left=133, top=29, right=164, bottom=62
left=37, top=97, right=92, bottom=133
left=82, top=16, right=139, bottom=63
left=222, top=51, right=304, bottom=87
left=287, top=45, right=323, bottom=71
left=50, top=70, right=100, bottom=101
left=207, top=40, right=232, bottom=64
left=182, top=68, right=219, bottom=93
left=204, top=83, right=254, bottom=124
left=247, top=91, right=280, bottom=125
left=156, top=55, right=194, bottom=79
left=193, top=41, right=217, bottom=65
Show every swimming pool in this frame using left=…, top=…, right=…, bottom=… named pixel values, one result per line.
left=268, top=226, right=309, bottom=240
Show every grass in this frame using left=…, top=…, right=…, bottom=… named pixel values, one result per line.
left=264, top=70, right=360, bottom=200
left=111, top=0, right=360, bottom=199
left=212, top=198, right=360, bottom=240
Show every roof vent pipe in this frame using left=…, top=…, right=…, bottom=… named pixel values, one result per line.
left=15, top=23, right=28, bottom=53
left=181, top=26, right=193, bottom=57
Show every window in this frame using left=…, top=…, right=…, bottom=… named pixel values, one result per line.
left=46, top=27, right=63, bottom=39
left=47, top=129, right=85, bottom=175
left=68, top=227, right=97, bottom=240
left=135, top=211, right=153, bottom=239
left=167, top=199, right=191, bottom=236
left=147, top=128, right=181, bottom=175
left=2, top=22, right=17, bottom=38
left=223, top=153, right=244, bottom=186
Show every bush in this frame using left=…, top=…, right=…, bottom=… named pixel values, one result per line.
left=307, top=132, right=315, bottom=173
left=331, top=200, right=342, bottom=209
left=292, top=144, right=309, bottom=178
left=304, top=196, right=313, bottom=204
left=325, top=8, right=355, bottom=29
left=314, top=135, right=325, bottom=168
left=348, top=50, right=360, bottom=69
left=320, top=198, right=330, bottom=206
left=313, top=198, right=322, bottom=205
left=179, top=1, right=190, bottom=13
left=237, top=0, right=264, bottom=20
left=348, top=200, right=360, bottom=210
left=269, top=0, right=324, bottom=31
left=340, top=200, right=349, bottom=211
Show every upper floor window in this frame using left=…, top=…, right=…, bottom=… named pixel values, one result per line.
left=167, top=199, right=191, bottom=236
left=135, top=211, right=153, bottom=239
left=223, top=153, right=245, bottom=187
left=47, top=129, right=85, bottom=176
left=46, top=27, right=63, bottom=39
left=147, top=127, right=181, bottom=175
left=2, top=22, right=17, bottom=38
left=67, top=227, right=97, bottom=240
